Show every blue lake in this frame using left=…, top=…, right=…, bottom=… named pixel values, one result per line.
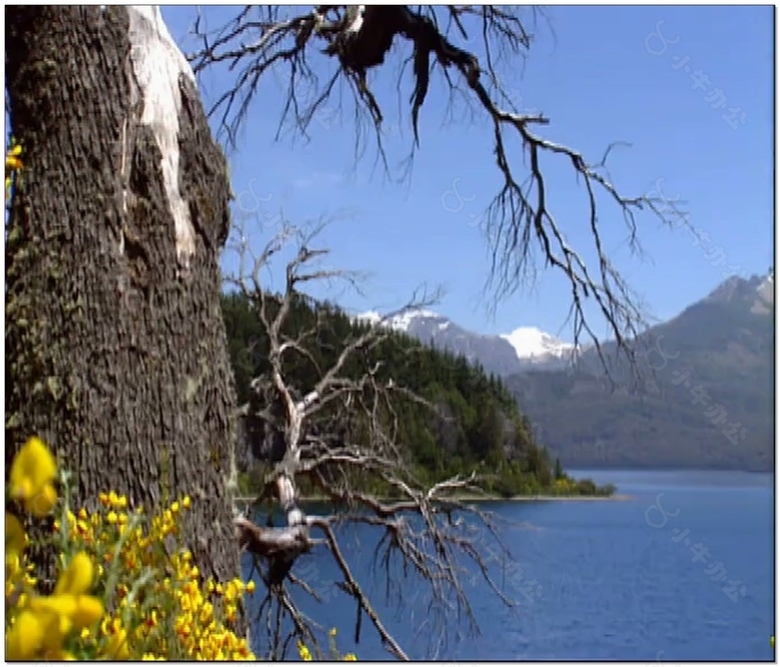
left=244, top=469, right=775, bottom=661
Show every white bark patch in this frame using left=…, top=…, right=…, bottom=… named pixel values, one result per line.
left=127, top=6, right=197, bottom=273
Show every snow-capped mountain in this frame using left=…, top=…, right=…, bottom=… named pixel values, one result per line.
left=355, top=309, right=575, bottom=377
left=356, top=309, right=443, bottom=332
left=501, top=327, right=576, bottom=365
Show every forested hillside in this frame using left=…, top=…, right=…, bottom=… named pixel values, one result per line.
left=221, top=292, right=613, bottom=497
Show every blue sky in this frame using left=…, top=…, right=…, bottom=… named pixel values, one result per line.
left=163, top=5, right=773, bottom=340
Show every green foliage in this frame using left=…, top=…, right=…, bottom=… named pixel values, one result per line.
left=220, top=291, right=611, bottom=497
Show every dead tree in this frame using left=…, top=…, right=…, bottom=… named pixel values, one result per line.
left=227, top=223, right=516, bottom=660
left=188, top=5, right=688, bottom=384
left=5, top=5, right=243, bottom=612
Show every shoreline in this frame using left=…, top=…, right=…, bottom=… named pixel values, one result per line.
left=390, top=493, right=635, bottom=503
left=234, top=493, right=634, bottom=505
left=490, top=493, right=633, bottom=502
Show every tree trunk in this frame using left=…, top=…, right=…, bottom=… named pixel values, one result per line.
left=5, top=4, right=241, bottom=613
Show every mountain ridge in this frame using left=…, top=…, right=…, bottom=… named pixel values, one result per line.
left=505, top=271, right=774, bottom=471
left=356, top=271, right=773, bottom=377
left=354, top=310, right=577, bottom=376
left=356, top=271, right=773, bottom=471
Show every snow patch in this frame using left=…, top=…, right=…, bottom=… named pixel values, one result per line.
left=355, top=308, right=440, bottom=334
left=353, top=310, right=579, bottom=368
left=127, top=6, right=196, bottom=274
left=385, top=309, right=439, bottom=333
left=355, top=310, right=383, bottom=326
left=501, top=326, right=575, bottom=360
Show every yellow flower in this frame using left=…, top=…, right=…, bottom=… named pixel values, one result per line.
left=298, top=641, right=312, bottom=661
left=329, top=627, right=337, bottom=637
left=29, top=596, right=100, bottom=645
left=55, top=552, right=94, bottom=596
left=6, top=552, right=21, bottom=583
left=343, top=653, right=358, bottom=661
left=28, top=594, right=78, bottom=618
left=42, top=649, right=76, bottom=661
left=6, top=610, right=44, bottom=660
left=22, top=553, right=102, bottom=639
left=105, top=491, right=128, bottom=509
left=6, top=143, right=22, bottom=170
left=6, top=512, right=28, bottom=556
left=10, top=437, right=58, bottom=516
left=28, top=483, right=58, bottom=518
left=102, top=617, right=130, bottom=659
left=71, top=595, right=105, bottom=629
left=105, top=627, right=130, bottom=660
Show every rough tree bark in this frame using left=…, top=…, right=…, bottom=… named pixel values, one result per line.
left=5, top=5, right=242, bottom=611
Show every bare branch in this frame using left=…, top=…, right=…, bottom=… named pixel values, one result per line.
left=194, top=5, right=688, bottom=386
left=225, top=221, right=518, bottom=659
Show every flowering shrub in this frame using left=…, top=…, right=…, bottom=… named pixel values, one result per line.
left=6, top=436, right=360, bottom=660
left=6, top=436, right=256, bottom=660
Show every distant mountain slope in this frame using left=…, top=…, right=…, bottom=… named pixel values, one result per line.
left=355, top=309, right=575, bottom=376
left=505, top=274, right=774, bottom=471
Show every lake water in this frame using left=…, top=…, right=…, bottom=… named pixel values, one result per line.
left=244, top=469, right=775, bottom=661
